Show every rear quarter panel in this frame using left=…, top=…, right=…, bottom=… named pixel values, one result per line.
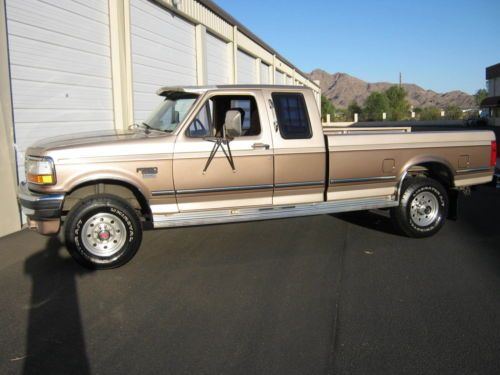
left=327, top=130, right=495, bottom=200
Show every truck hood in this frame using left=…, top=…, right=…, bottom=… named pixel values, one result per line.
left=30, top=129, right=163, bottom=150
left=27, top=128, right=175, bottom=161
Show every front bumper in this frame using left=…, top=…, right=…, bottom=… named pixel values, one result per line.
left=17, top=182, right=65, bottom=234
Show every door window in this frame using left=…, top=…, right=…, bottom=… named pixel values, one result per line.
left=187, top=95, right=261, bottom=137
left=272, top=93, right=312, bottom=139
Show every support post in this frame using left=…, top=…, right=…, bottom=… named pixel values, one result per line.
left=109, top=0, right=134, bottom=129
left=195, top=24, right=207, bottom=85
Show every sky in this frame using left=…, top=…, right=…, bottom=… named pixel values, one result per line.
left=214, top=0, right=500, bottom=94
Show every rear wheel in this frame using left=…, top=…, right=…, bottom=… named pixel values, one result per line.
left=64, top=194, right=142, bottom=269
left=391, top=177, right=448, bottom=238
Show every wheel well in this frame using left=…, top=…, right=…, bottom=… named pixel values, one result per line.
left=63, top=180, right=152, bottom=221
left=405, top=162, right=453, bottom=189
left=401, top=162, right=458, bottom=220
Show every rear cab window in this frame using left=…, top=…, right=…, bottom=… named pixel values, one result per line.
left=272, top=93, right=312, bottom=139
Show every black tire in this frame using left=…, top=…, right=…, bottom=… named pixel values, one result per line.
left=64, top=194, right=142, bottom=269
left=391, top=177, right=448, bottom=238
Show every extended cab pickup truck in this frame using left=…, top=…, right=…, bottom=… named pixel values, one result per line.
left=18, top=85, right=497, bottom=269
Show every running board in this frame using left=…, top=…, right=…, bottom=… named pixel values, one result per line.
left=153, top=196, right=398, bottom=228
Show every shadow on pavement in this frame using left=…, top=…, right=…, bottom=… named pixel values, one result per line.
left=333, top=210, right=401, bottom=236
left=457, top=186, right=500, bottom=276
left=23, top=236, right=93, bottom=375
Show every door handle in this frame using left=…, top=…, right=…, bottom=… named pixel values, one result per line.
left=252, top=143, right=270, bottom=150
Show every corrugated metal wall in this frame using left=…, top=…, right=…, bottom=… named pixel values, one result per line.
left=130, top=0, right=197, bottom=122
left=206, top=32, right=231, bottom=85
left=260, top=61, right=270, bottom=84
left=237, top=49, right=257, bottom=84
left=6, top=0, right=114, bottom=180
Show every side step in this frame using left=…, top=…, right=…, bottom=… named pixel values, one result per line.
left=153, top=196, right=398, bottom=228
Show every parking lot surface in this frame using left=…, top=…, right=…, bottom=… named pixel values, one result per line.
left=0, top=185, right=499, bottom=375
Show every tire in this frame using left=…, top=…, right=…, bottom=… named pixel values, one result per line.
left=391, top=177, right=448, bottom=238
left=64, top=194, right=142, bottom=269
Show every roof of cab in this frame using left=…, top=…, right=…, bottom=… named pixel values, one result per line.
left=156, top=85, right=312, bottom=96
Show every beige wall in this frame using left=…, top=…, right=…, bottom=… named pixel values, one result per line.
left=0, top=0, right=22, bottom=237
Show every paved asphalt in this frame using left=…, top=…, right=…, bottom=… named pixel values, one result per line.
left=0, top=185, right=499, bottom=375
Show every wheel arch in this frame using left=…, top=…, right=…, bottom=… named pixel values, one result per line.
left=397, top=158, right=457, bottom=219
left=63, top=179, right=152, bottom=221
left=397, top=158, right=455, bottom=198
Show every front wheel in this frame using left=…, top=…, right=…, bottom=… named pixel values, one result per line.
left=64, top=194, right=142, bottom=269
left=391, top=177, right=448, bottom=238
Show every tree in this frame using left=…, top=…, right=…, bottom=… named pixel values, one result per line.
left=444, top=105, right=463, bottom=120
left=363, top=92, right=390, bottom=121
left=346, top=100, right=362, bottom=121
left=321, top=95, right=336, bottom=121
left=385, top=86, right=410, bottom=120
left=474, top=88, right=488, bottom=107
left=419, top=107, right=441, bottom=121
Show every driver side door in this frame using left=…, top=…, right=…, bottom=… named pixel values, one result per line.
left=172, top=91, right=274, bottom=211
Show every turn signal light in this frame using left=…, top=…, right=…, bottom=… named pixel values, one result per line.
left=28, top=174, right=54, bottom=184
left=492, top=141, right=497, bottom=167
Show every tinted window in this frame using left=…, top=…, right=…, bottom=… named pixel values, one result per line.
left=272, top=93, right=311, bottom=139
left=187, top=101, right=213, bottom=137
left=186, top=95, right=261, bottom=138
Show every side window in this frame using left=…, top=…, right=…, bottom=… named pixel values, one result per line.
left=187, top=101, right=213, bottom=137
left=186, top=95, right=261, bottom=138
left=230, top=99, right=251, bottom=130
left=272, top=93, right=312, bottom=139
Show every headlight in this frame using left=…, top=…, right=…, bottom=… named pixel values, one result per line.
left=25, top=156, right=56, bottom=185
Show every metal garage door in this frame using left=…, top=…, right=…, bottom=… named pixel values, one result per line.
left=237, top=49, right=257, bottom=84
left=131, top=0, right=197, bottom=122
left=260, top=62, right=270, bottom=84
left=6, top=0, right=114, bottom=181
left=206, top=33, right=231, bottom=85
left=275, top=70, right=285, bottom=85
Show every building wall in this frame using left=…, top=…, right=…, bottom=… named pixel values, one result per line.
left=0, top=0, right=21, bottom=237
left=0, top=0, right=320, bottom=237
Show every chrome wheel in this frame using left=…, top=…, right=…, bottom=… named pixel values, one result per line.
left=410, top=191, right=439, bottom=227
left=81, top=212, right=127, bottom=257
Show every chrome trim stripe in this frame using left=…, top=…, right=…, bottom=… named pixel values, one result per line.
left=151, top=190, right=176, bottom=197
left=456, top=166, right=493, bottom=174
left=275, top=181, right=324, bottom=188
left=153, top=196, right=398, bottom=228
left=175, top=184, right=274, bottom=195
left=330, top=176, right=396, bottom=184
left=156, top=181, right=324, bottom=196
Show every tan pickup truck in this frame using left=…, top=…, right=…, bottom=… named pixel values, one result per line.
left=18, top=85, right=497, bottom=269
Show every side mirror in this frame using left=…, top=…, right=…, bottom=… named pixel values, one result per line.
left=223, top=110, right=242, bottom=138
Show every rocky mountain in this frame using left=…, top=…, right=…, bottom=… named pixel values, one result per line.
left=309, top=69, right=475, bottom=109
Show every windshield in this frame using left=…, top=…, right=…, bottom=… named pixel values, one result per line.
left=143, top=93, right=198, bottom=132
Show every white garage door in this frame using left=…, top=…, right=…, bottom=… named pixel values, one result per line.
left=237, top=50, right=257, bottom=84
left=6, top=0, right=114, bottom=181
left=206, top=33, right=231, bottom=85
left=131, top=0, right=197, bottom=122
left=286, top=75, right=293, bottom=85
left=275, top=70, right=285, bottom=85
left=260, top=62, right=270, bottom=84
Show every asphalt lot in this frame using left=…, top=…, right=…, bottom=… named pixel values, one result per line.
left=0, top=185, right=499, bottom=375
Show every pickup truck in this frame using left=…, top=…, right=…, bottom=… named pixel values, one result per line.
left=18, top=85, right=497, bottom=269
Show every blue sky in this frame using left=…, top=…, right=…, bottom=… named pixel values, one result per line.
left=214, top=0, right=500, bottom=94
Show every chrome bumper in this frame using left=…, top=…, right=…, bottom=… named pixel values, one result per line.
left=17, top=182, right=65, bottom=219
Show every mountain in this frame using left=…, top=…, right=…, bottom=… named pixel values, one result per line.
left=309, top=69, right=475, bottom=109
